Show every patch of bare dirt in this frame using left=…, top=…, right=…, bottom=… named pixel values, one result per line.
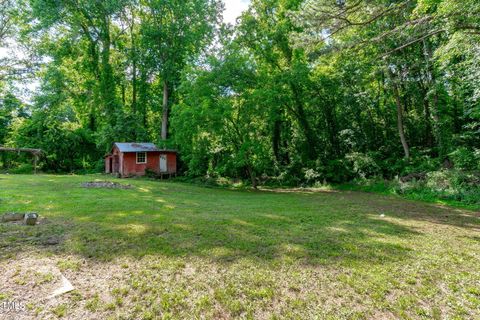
left=0, top=253, right=126, bottom=320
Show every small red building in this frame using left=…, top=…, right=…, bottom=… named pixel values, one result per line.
left=105, top=143, right=177, bottom=177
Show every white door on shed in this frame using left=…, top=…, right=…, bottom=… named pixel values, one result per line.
left=160, top=154, right=167, bottom=172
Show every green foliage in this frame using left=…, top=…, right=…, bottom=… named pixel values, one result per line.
left=340, top=170, right=480, bottom=209
left=396, top=170, right=480, bottom=206
left=0, top=0, right=220, bottom=172
left=144, top=168, right=158, bottom=178
left=6, top=108, right=100, bottom=172
left=8, top=163, right=34, bottom=174
left=449, top=148, right=480, bottom=171
left=167, top=0, right=479, bottom=192
left=396, top=150, right=440, bottom=176
left=345, top=152, right=381, bottom=180
left=316, top=159, right=351, bottom=184
left=0, top=0, right=479, bottom=202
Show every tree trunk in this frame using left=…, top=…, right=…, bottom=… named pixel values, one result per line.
left=272, top=119, right=281, bottom=163
left=121, top=82, right=126, bottom=106
left=34, top=154, right=38, bottom=174
left=431, top=90, right=443, bottom=157
left=246, top=164, right=257, bottom=189
left=418, top=79, right=433, bottom=147
left=422, top=39, right=444, bottom=157
left=423, top=96, right=433, bottom=147
left=138, top=68, right=148, bottom=128
left=1, top=152, right=6, bottom=169
left=100, top=20, right=116, bottom=125
left=130, top=20, right=137, bottom=114
left=132, top=59, right=137, bottom=114
left=161, top=81, right=169, bottom=140
left=88, top=112, right=96, bottom=131
left=324, top=101, right=339, bottom=156
left=78, top=24, right=99, bottom=132
left=290, top=82, right=316, bottom=160
left=392, top=81, right=410, bottom=159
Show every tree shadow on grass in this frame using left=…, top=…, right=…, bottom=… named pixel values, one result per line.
left=334, top=191, right=480, bottom=230
left=0, top=196, right=416, bottom=267
left=62, top=213, right=416, bottom=266
left=2, top=185, right=477, bottom=266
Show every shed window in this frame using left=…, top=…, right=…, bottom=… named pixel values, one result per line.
left=136, top=152, right=147, bottom=164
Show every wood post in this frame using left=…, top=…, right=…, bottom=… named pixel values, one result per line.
left=34, top=154, right=38, bottom=174
left=0, top=147, right=43, bottom=174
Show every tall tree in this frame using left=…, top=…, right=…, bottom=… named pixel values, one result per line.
left=237, top=0, right=321, bottom=161
left=30, top=0, right=130, bottom=128
left=140, top=0, right=220, bottom=141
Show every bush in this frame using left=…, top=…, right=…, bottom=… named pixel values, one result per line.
left=449, top=147, right=480, bottom=170
left=94, top=159, right=106, bottom=173
left=401, top=150, right=439, bottom=175
left=275, top=170, right=302, bottom=186
left=145, top=168, right=158, bottom=178
left=394, top=170, right=480, bottom=205
left=321, top=159, right=352, bottom=183
left=345, top=152, right=381, bottom=179
left=9, top=163, right=34, bottom=174
left=304, top=168, right=321, bottom=184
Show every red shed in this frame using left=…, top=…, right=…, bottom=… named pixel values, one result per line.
left=105, top=143, right=177, bottom=178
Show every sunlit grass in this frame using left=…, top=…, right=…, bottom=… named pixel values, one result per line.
left=0, top=174, right=479, bottom=319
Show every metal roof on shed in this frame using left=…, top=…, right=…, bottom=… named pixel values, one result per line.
left=113, top=143, right=176, bottom=153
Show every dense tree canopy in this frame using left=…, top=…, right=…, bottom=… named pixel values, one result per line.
left=0, top=0, right=479, bottom=186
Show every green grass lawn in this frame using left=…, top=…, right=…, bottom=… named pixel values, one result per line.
left=1, top=174, right=479, bottom=319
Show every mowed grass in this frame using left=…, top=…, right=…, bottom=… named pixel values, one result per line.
left=0, top=174, right=479, bottom=319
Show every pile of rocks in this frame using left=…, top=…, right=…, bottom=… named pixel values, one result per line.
left=1, top=212, right=38, bottom=225
left=81, top=181, right=132, bottom=189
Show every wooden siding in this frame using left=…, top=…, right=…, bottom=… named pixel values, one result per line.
left=105, top=145, right=177, bottom=177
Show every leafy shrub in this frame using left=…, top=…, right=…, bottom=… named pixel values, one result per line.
left=94, top=159, right=106, bottom=173
left=275, top=170, right=302, bottom=186
left=304, top=168, right=320, bottom=184
left=394, top=170, right=480, bottom=205
left=449, top=147, right=480, bottom=170
left=320, top=159, right=352, bottom=183
left=9, top=163, right=34, bottom=174
left=345, top=152, right=381, bottom=179
left=401, top=150, right=439, bottom=175
left=145, top=169, right=158, bottom=178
